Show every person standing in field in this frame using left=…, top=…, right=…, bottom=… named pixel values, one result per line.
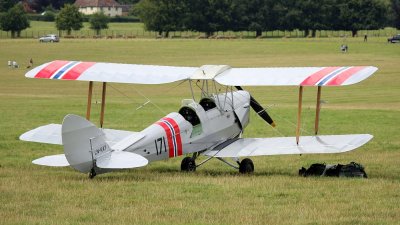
left=364, top=34, right=368, bottom=42
left=27, top=58, right=33, bottom=68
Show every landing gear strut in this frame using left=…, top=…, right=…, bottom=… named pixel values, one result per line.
left=180, top=153, right=254, bottom=174
left=89, top=168, right=97, bottom=179
left=239, top=158, right=254, bottom=174
left=181, top=156, right=196, bottom=172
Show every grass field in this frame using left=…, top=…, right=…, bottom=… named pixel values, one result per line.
left=0, top=37, right=399, bottom=224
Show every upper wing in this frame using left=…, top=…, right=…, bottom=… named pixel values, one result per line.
left=215, top=66, right=378, bottom=86
left=26, top=60, right=197, bottom=84
left=26, top=61, right=377, bottom=86
left=204, top=134, right=373, bottom=157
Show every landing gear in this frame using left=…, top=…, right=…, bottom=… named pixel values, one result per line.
left=181, top=156, right=196, bottom=172
left=239, top=158, right=254, bottom=174
left=89, top=168, right=97, bottom=179
left=180, top=154, right=254, bottom=174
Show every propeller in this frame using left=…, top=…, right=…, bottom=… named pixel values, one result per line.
left=235, top=86, right=276, bottom=127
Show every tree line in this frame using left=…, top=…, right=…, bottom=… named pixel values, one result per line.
left=0, top=0, right=138, bottom=12
left=0, top=0, right=399, bottom=38
left=135, top=0, right=400, bottom=37
left=0, top=3, right=109, bottom=37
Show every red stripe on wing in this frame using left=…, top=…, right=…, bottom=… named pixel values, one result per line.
left=155, top=121, right=174, bottom=158
left=34, top=60, right=69, bottom=78
left=61, top=62, right=96, bottom=80
left=325, top=66, right=366, bottom=86
left=300, top=67, right=339, bottom=86
left=164, top=117, right=183, bottom=156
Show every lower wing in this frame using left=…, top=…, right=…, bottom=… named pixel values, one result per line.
left=205, top=134, right=373, bottom=157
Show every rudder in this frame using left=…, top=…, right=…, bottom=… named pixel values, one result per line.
left=62, top=114, right=148, bottom=175
left=62, top=114, right=110, bottom=174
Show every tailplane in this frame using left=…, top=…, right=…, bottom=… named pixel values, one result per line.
left=32, top=114, right=148, bottom=176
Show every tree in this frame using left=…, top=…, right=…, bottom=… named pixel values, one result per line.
left=0, top=0, right=17, bottom=12
left=28, top=0, right=75, bottom=12
left=184, top=0, right=232, bottom=37
left=55, top=4, right=83, bottom=35
left=0, top=3, right=30, bottom=38
left=391, top=0, right=400, bottom=29
left=136, top=0, right=186, bottom=37
left=246, top=0, right=268, bottom=37
left=229, top=0, right=248, bottom=32
left=296, top=0, right=332, bottom=37
left=90, top=12, right=109, bottom=36
left=336, top=0, right=388, bottom=37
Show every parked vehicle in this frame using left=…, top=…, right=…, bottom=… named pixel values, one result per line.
left=39, top=34, right=59, bottom=43
left=387, top=34, right=400, bottom=43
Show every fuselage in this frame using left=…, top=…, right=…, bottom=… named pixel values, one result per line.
left=124, top=90, right=251, bottom=162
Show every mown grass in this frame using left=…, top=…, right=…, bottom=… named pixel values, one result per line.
left=0, top=38, right=399, bottom=224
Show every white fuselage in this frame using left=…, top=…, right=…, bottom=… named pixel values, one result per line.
left=125, top=90, right=251, bottom=161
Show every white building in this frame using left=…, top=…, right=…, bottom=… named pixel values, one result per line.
left=74, top=0, right=122, bottom=17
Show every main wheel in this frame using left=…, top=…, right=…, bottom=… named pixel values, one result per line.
left=239, top=158, right=254, bottom=174
left=181, top=156, right=196, bottom=172
left=89, top=168, right=97, bottom=179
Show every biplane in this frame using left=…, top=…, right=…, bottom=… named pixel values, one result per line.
left=20, top=61, right=377, bottom=178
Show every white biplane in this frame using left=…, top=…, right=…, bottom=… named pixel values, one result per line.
left=20, top=61, right=377, bottom=178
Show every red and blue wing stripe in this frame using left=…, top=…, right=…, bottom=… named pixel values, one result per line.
left=34, top=60, right=70, bottom=79
left=325, top=66, right=365, bottom=86
left=62, top=62, right=96, bottom=80
left=301, top=66, right=369, bottom=86
left=34, top=60, right=95, bottom=80
left=51, top=61, right=79, bottom=79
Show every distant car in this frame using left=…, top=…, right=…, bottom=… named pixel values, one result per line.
left=387, top=34, right=400, bottom=43
left=39, top=34, right=59, bottom=43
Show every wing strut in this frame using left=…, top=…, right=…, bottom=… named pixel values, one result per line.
left=100, top=82, right=107, bottom=128
left=86, top=81, right=93, bottom=120
left=315, top=86, right=322, bottom=135
left=85, top=81, right=107, bottom=128
left=296, top=86, right=303, bottom=145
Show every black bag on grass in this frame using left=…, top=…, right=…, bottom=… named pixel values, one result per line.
left=299, top=162, right=367, bottom=178
left=339, top=162, right=368, bottom=178
left=298, top=163, right=326, bottom=177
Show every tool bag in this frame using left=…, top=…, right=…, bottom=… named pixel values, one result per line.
left=299, top=162, right=367, bottom=178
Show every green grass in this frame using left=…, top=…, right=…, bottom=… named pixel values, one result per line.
left=0, top=38, right=399, bottom=224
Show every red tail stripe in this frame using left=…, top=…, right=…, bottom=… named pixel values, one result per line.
left=62, top=62, right=96, bottom=80
left=325, top=66, right=365, bottom=86
left=300, top=67, right=340, bottom=86
left=163, top=117, right=183, bottom=156
left=155, top=121, right=174, bottom=158
left=34, top=60, right=69, bottom=78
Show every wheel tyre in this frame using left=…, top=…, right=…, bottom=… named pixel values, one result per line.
left=89, top=168, right=96, bottom=179
left=239, top=158, right=254, bottom=174
left=181, top=156, right=196, bottom=172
